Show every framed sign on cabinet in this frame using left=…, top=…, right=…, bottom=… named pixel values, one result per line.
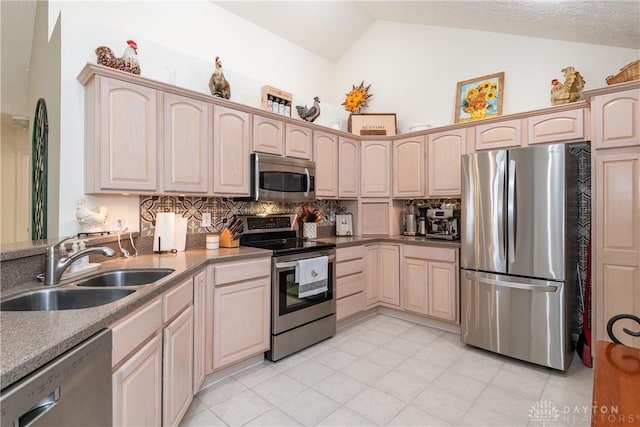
left=348, top=113, right=397, bottom=136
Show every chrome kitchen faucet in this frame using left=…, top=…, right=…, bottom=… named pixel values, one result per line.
left=44, top=237, right=115, bottom=286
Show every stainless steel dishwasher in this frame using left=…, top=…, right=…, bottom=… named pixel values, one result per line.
left=1, top=329, right=112, bottom=427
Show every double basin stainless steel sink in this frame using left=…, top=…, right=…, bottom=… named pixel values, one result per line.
left=1, top=269, right=174, bottom=312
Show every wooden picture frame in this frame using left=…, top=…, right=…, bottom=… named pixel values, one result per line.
left=348, top=113, right=397, bottom=136
left=454, top=72, right=504, bottom=123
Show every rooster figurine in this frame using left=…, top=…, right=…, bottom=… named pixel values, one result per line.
left=550, top=66, right=585, bottom=105
left=209, top=56, right=231, bottom=99
left=296, top=96, right=321, bottom=123
left=75, top=199, right=109, bottom=233
left=95, top=40, right=140, bottom=75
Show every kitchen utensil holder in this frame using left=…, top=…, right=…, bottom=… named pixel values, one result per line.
left=303, top=222, right=317, bottom=239
left=219, top=228, right=239, bottom=248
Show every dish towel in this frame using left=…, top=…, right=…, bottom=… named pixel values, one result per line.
left=295, top=256, right=328, bottom=298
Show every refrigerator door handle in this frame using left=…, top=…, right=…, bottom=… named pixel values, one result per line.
left=464, top=273, right=558, bottom=292
left=507, top=159, right=517, bottom=263
left=497, top=160, right=506, bottom=262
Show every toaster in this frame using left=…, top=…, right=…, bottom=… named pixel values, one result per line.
left=335, top=213, right=354, bottom=236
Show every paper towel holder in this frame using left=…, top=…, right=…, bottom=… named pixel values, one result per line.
left=154, top=236, right=178, bottom=254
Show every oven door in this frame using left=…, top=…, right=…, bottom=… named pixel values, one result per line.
left=272, top=250, right=335, bottom=335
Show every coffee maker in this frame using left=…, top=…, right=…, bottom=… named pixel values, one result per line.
left=426, top=208, right=460, bottom=240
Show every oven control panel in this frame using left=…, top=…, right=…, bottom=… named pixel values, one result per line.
left=243, top=215, right=295, bottom=232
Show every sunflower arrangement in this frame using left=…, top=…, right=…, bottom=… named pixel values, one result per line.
left=342, top=81, right=372, bottom=113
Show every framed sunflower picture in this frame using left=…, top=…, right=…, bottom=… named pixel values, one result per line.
left=454, top=72, right=504, bottom=123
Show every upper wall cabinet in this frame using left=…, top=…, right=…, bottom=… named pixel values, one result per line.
left=213, top=106, right=251, bottom=196
left=527, top=108, right=586, bottom=145
left=427, top=129, right=465, bottom=197
left=339, top=137, right=360, bottom=199
left=84, top=75, right=158, bottom=193
left=393, top=136, right=424, bottom=199
left=162, top=93, right=211, bottom=193
left=361, top=140, right=392, bottom=197
left=591, top=87, right=640, bottom=149
left=313, top=131, right=339, bottom=198
left=253, top=115, right=284, bottom=156
left=285, top=123, right=313, bottom=159
left=475, top=119, right=522, bottom=151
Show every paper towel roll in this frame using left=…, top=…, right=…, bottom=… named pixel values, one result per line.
left=175, top=215, right=188, bottom=251
left=153, top=212, right=176, bottom=252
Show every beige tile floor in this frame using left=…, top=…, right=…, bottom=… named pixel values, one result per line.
left=180, top=314, right=594, bottom=427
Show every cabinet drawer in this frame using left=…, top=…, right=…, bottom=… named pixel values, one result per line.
left=336, top=245, right=366, bottom=262
left=403, top=245, right=457, bottom=263
left=336, top=258, right=365, bottom=278
left=111, top=298, right=162, bottom=367
left=163, top=278, right=193, bottom=323
left=336, top=292, right=365, bottom=321
left=214, top=258, right=271, bottom=286
left=336, top=272, right=365, bottom=299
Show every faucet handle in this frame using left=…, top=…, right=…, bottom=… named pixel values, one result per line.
left=47, top=236, right=76, bottom=255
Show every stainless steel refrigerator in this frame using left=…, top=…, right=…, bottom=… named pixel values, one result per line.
left=460, top=143, right=578, bottom=371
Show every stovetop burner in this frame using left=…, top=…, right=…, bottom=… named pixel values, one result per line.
left=237, top=215, right=335, bottom=255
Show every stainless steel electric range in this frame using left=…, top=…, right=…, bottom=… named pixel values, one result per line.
left=238, top=215, right=336, bottom=361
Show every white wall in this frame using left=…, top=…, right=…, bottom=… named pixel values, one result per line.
left=50, top=2, right=639, bottom=236
left=0, top=118, right=30, bottom=243
left=334, top=21, right=639, bottom=133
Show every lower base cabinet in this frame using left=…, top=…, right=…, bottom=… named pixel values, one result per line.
left=112, top=333, right=163, bottom=427
left=163, top=306, right=194, bottom=427
left=336, top=246, right=366, bottom=320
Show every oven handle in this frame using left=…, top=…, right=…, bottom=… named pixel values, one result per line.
left=275, top=261, right=298, bottom=269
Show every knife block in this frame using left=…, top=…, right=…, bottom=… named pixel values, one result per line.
left=219, top=228, right=239, bottom=248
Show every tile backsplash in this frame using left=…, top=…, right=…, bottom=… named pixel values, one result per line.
left=139, top=196, right=340, bottom=236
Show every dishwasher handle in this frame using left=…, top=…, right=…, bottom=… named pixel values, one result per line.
left=465, top=273, right=558, bottom=292
left=18, top=388, right=61, bottom=427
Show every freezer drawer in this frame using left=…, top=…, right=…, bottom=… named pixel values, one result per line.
left=460, top=270, right=573, bottom=371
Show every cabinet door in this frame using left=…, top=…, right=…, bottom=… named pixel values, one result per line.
left=253, top=115, right=284, bottom=155
left=163, top=306, right=194, bottom=427
left=403, top=256, right=429, bottom=315
left=95, top=77, right=157, bottom=192
left=285, top=123, right=313, bottom=159
left=113, top=333, right=162, bottom=427
left=527, top=108, right=585, bottom=145
left=393, top=136, right=424, bottom=198
left=339, top=137, right=360, bottom=198
left=427, top=261, right=458, bottom=322
left=313, top=131, right=339, bottom=198
left=378, top=244, right=400, bottom=306
left=213, top=106, right=250, bottom=195
left=594, top=147, right=640, bottom=348
left=361, top=140, right=392, bottom=197
left=193, top=270, right=207, bottom=394
left=427, top=129, right=465, bottom=197
left=475, top=119, right=522, bottom=151
left=162, top=93, right=210, bottom=193
left=213, top=278, right=270, bottom=370
left=365, top=245, right=379, bottom=306
left=592, top=89, right=640, bottom=149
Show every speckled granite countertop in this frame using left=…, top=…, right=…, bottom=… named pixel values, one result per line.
left=0, top=247, right=271, bottom=389
left=315, top=235, right=461, bottom=249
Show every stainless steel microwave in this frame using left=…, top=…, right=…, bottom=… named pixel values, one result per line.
left=251, top=153, right=316, bottom=202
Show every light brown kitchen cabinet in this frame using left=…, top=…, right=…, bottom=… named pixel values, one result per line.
left=366, top=244, right=401, bottom=307
left=192, top=269, right=207, bottom=394
left=162, top=93, right=210, bottom=193
left=285, top=123, right=313, bottom=159
left=84, top=75, right=158, bottom=193
left=212, top=258, right=271, bottom=370
left=335, top=245, right=366, bottom=320
left=361, top=140, right=392, bottom=197
left=313, top=131, right=339, bottom=198
left=112, top=333, right=162, bottom=427
left=593, top=146, right=640, bottom=349
left=591, top=88, right=640, bottom=149
left=427, top=129, right=465, bottom=197
left=402, top=245, right=459, bottom=323
left=393, top=136, right=425, bottom=198
left=527, top=108, right=586, bottom=145
left=339, top=137, right=360, bottom=198
left=475, top=118, right=522, bottom=151
left=213, top=106, right=251, bottom=195
left=253, top=115, right=284, bottom=155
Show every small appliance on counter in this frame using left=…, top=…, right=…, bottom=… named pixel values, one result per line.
left=402, top=205, right=417, bottom=236
left=426, top=208, right=460, bottom=240
left=335, top=212, right=353, bottom=236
